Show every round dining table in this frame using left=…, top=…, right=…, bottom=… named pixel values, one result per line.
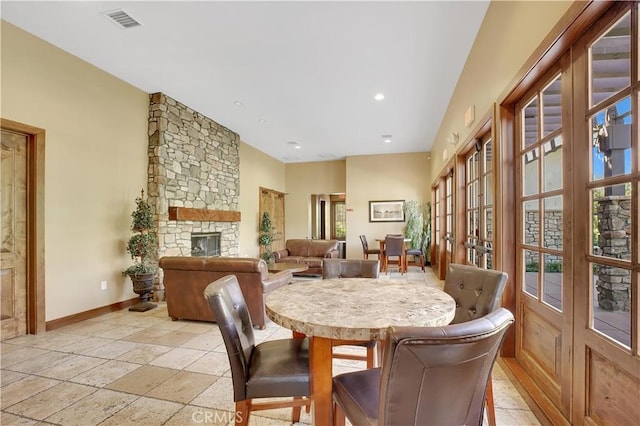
left=266, top=278, right=456, bottom=425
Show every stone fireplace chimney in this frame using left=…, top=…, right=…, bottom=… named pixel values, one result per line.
left=147, top=92, right=241, bottom=264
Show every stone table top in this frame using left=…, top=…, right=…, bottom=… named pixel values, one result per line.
left=266, top=278, right=456, bottom=341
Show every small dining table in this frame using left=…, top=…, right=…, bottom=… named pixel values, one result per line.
left=265, top=278, right=456, bottom=425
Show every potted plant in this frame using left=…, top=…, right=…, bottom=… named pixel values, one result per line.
left=258, top=211, right=275, bottom=263
left=123, top=189, right=157, bottom=312
left=403, top=200, right=426, bottom=250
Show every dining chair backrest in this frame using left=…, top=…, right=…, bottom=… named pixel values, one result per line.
left=378, top=308, right=514, bottom=425
left=410, top=233, right=427, bottom=254
left=384, top=235, right=404, bottom=256
left=444, top=263, right=508, bottom=324
left=359, top=235, right=370, bottom=251
left=203, top=275, right=255, bottom=401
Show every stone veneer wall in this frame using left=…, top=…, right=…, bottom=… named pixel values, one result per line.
left=147, top=92, right=240, bottom=260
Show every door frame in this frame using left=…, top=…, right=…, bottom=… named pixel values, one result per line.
left=1, top=118, right=45, bottom=335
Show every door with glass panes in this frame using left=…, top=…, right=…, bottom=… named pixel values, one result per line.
left=465, top=135, right=494, bottom=270
left=515, top=7, right=640, bottom=422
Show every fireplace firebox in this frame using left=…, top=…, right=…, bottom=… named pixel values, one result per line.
left=191, top=232, right=221, bottom=257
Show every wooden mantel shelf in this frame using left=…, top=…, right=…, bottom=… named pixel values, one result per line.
left=168, top=207, right=241, bottom=222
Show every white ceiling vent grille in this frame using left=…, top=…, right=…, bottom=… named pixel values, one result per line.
left=102, top=9, right=142, bottom=29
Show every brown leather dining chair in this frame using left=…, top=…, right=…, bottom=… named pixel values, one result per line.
left=204, top=275, right=311, bottom=426
left=382, top=234, right=405, bottom=274
left=332, top=308, right=514, bottom=426
left=359, top=235, right=381, bottom=259
left=444, top=263, right=509, bottom=426
left=404, top=232, right=427, bottom=272
left=322, top=259, right=381, bottom=368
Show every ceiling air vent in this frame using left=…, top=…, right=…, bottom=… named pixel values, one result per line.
left=102, top=9, right=142, bottom=29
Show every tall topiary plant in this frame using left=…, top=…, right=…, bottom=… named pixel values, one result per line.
left=258, top=211, right=275, bottom=263
left=123, top=189, right=158, bottom=277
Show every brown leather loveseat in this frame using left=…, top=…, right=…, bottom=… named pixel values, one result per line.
left=158, top=256, right=292, bottom=329
left=273, top=239, right=340, bottom=275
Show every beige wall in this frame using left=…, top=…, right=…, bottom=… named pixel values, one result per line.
left=429, top=1, right=573, bottom=181
left=1, top=0, right=576, bottom=321
left=238, top=142, right=285, bottom=258
left=1, top=22, right=149, bottom=320
left=284, top=160, right=346, bottom=239
left=345, top=153, right=431, bottom=259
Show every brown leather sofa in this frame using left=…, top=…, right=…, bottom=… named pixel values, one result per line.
left=273, top=239, right=340, bottom=275
left=158, top=256, right=292, bottom=329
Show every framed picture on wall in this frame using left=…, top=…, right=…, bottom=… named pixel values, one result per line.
left=369, top=200, right=405, bottom=222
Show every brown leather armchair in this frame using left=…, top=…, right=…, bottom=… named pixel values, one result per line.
left=159, top=256, right=292, bottom=329
left=204, top=275, right=310, bottom=425
left=332, top=308, right=514, bottom=426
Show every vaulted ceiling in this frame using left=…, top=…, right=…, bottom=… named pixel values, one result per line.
left=1, top=1, right=490, bottom=163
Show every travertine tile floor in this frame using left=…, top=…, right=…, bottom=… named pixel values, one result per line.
left=1, top=268, right=541, bottom=425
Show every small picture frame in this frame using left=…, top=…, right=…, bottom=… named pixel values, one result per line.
left=369, top=200, right=405, bottom=222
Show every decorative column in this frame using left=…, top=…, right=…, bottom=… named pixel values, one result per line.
left=595, top=196, right=631, bottom=311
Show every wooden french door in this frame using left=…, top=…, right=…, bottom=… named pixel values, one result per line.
left=571, top=5, right=639, bottom=423
left=431, top=166, right=455, bottom=280
left=512, top=4, right=640, bottom=423
left=431, top=184, right=441, bottom=276
left=464, top=134, right=495, bottom=270
left=516, top=60, right=572, bottom=418
left=1, top=129, right=28, bottom=339
left=259, top=187, right=285, bottom=253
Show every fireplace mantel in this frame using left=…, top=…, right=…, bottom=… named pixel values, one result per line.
left=168, top=207, right=241, bottom=222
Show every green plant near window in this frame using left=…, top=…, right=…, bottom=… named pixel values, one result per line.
left=258, top=211, right=275, bottom=263
left=403, top=200, right=426, bottom=252
left=123, top=190, right=158, bottom=277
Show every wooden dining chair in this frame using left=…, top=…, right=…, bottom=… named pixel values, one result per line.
left=382, top=234, right=405, bottom=274
left=359, top=235, right=381, bottom=259
left=204, top=275, right=311, bottom=425
left=332, top=308, right=514, bottom=426
left=404, top=233, right=427, bottom=272
left=322, top=259, right=381, bottom=368
left=444, top=263, right=509, bottom=426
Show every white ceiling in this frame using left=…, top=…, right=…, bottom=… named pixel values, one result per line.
left=1, top=1, right=489, bottom=163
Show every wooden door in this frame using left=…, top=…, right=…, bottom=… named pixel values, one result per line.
left=259, top=187, right=285, bottom=253
left=463, top=134, right=495, bottom=269
left=571, top=6, right=639, bottom=423
left=444, top=170, right=455, bottom=273
left=515, top=60, right=572, bottom=418
left=1, top=130, right=28, bottom=339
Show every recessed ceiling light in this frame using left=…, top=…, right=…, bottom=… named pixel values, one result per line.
left=233, top=101, right=243, bottom=107
left=294, top=145, right=301, bottom=149
left=374, top=93, right=385, bottom=101
left=258, top=119, right=267, bottom=123
left=382, top=134, right=392, bottom=143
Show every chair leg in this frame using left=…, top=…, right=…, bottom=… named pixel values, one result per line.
left=333, top=401, right=346, bottom=426
left=236, top=400, right=250, bottom=426
left=292, top=397, right=303, bottom=423
left=366, top=344, right=375, bottom=368
left=486, top=374, right=496, bottom=426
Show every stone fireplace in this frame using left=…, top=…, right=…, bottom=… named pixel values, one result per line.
left=147, top=92, right=241, bottom=268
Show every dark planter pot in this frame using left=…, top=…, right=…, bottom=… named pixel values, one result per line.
left=128, top=273, right=157, bottom=312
